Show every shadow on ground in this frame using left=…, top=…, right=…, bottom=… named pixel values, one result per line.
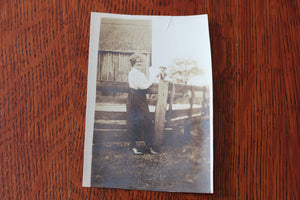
left=91, top=119, right=211, bottom=193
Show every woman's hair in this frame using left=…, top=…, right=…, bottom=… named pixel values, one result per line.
left=129, top=53, right=145, bottom=67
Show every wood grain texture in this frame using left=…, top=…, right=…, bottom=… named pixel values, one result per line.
left=0, top=0, right=299, bottom=199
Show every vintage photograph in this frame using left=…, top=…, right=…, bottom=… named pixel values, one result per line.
left=83, top=12, right=213, bottom=193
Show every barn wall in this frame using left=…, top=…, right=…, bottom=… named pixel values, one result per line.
left=97, top=51, right=151, bottom=82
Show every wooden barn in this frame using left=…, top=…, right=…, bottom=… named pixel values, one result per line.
left=97, top=18, right=152, bottom=83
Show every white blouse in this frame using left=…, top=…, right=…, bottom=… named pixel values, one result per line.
left=128, top=68, right=158, bottom=89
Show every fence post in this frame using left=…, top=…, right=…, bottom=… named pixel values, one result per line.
left=202, top=87, right=207, bottom=116
left=189, top=86, right=194, bottom=120
left=167, top=83, right=175, bottom=127
left=126, top=93, right=130, bottom=135
left=154, top=80, right=169, bottom=145
left=184, top=86, right=194, bottom=137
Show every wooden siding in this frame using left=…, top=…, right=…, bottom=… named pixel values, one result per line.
left=97, top=52, right=151, bottom=82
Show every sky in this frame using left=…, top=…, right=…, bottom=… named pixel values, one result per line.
left=151, top=15, right=212, bottom=86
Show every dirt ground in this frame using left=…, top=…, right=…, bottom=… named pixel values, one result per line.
left=91, top=119, right=211, bottom=193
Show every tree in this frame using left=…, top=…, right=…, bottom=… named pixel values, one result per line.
left=164, top=58, right=204, bottom=85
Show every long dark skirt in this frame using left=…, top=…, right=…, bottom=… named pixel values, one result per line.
left=127, top=89, right=154, bottom=148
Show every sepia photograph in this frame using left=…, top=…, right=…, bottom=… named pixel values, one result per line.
left=83, top=12, right=213, bottom=193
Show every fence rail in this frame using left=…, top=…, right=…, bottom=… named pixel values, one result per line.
left=96, top=81, right=207, bottom=94
left=94, top=80, right=209, bottom=144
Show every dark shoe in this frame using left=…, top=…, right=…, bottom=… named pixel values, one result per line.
left=132, top=148, right=142, bottom=155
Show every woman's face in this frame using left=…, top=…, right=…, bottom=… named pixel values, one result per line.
left=133, top=58, right=144, bottom=72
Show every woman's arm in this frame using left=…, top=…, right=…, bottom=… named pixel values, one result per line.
left=129, top=69, right=153, bottom=89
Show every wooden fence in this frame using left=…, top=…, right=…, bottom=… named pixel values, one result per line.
left=93, top=80, right=209, bottom=145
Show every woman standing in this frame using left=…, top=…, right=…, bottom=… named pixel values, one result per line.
left=127, top=53, right=158, bottom=155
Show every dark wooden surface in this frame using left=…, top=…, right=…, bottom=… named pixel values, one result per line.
left=0, top=0, right=299, bottom=199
